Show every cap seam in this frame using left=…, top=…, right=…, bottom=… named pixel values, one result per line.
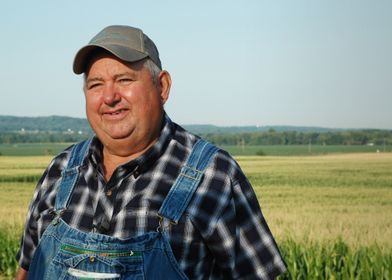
left=139, top=32, right=144, bottom=52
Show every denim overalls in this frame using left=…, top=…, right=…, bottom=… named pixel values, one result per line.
left=28, top=138, right=218, bottom=280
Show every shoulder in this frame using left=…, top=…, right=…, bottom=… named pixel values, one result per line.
left=209, top=148, right=247, bottom=184
left=39, top=145, right=73, bottom=187
left=171, top=121, right=246, bottom=184
left=186, top=147, right=249, bottom=237
left=173, top=126, right=250, bottom=236
left=28, top=138, right=96, bottom=215
left=38, top=138, right=93, bottom=190
left=24, top=143, right=75, bottom=220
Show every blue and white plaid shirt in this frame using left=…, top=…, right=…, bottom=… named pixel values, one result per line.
left=17, top=115, right=287, bottom=279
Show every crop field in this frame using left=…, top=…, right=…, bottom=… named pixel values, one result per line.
left=223, top=144, right=392, bottom=156
left=1, top=143, right=391, bottom=156
left=0, top=153, right=391, bottom=279
left=0, top=143, right=71, bottom=156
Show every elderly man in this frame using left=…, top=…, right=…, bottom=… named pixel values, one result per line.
left=16, top=25, right=286, bottom=279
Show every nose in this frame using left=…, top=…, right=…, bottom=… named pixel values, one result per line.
left=102, top=83, right=121, bottom=106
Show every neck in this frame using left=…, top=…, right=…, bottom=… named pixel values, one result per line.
left=102, top=138, right=157, bottom=181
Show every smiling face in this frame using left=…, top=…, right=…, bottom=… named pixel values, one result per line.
left=84, top=52, right=170, bottom=157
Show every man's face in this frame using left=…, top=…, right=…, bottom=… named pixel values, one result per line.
left=84, top=53, right=168, bottom=151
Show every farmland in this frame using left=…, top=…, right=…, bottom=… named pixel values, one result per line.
left=0, top=152, right=391, bottom=279
left=0, top=143, right=71, bottom=156
left=1, top=142, right=391, bottom=156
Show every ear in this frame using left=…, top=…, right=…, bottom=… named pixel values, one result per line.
left=158, top=70, right=171, bottom=105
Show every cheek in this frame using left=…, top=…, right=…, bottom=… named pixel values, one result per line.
left=133, top=94, right=160, bottom=117
left=85, top=94, right=101, bottom=113
left=85, top=95, right=103, bottom=128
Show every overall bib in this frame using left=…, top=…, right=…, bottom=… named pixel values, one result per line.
left=28, top=139, right=218, bottom=280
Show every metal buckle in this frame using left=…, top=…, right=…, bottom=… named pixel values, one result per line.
left=156, top=215, right=164, bottom=232
left=52, top=209, right=65, bottom=226
left=156, top=215, right=177, bottom=232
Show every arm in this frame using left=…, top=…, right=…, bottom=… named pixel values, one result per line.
left=15, top=267, right=28, bottom=280
left=188, top=149, right=287, bottom=279
left=205, top=177, right=287, bottom=279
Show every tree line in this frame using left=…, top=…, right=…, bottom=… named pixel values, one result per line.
left=200, top=129, right=392, bottom=146
left=1, top=129, right=391, bottom=146
left=0, top=132, right=90, bottom=144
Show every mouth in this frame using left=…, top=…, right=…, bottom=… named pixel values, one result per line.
left=102, top=108, right=129, bottom=120
left=104, top=109, right=128, bottom=116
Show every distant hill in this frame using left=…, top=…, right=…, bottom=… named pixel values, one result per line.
left=0, top=115, right=92, bottom=134
left=0, top=115, right=347, bottom=135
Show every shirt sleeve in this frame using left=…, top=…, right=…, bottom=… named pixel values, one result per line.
left=192, top=151, right=287, bottom=279
left=205, top=177, right=287, bottom=279
left=16, top=151, right=69, bottom=270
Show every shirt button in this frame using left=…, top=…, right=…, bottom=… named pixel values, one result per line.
left=106, top=189, right=112, bottom=197
left=89, top=256, right=95, bottom=262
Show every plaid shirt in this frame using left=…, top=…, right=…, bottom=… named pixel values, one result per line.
left=17, top=115, right=286, bottom=279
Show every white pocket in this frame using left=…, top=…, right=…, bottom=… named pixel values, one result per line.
left=67, top=267, right=120, bottom=279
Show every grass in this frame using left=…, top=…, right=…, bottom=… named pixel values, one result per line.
left=0, top=183, right=37, bottom=226
left=222, top=144, right=392, bottom=156
left=237, top=154, right=392, bottom=249
left=0, top=226, right=21, bottom=279
left=0, top=143, right=71, bottom=156
left=277, top=239, right=392, bottom=279
left=0, top=182, right=41, bottom=279
left=0, top=156, right=52, bottom=183
left=262, top=185, right=392, bottom=249
left=1, top=143, right=391, bottom=156
left=0, top=152, right=391, bottom=278
left=239, top=153, right=392, bottom=188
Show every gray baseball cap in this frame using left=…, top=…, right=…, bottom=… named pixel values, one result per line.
left=73, top=25, right=162, bottom=74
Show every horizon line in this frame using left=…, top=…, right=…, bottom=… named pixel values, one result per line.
left=1, top=114, right=391, bottom=131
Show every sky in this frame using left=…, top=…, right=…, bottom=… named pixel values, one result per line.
left=1, top=0, right=391, bottom=129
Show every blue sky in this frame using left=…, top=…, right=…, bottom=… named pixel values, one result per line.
left=1, top=1, right=391, bottom=129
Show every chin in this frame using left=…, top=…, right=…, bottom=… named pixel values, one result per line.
left=105, top=131, right=133, bottom=140
left=91, top=127, right=131, bottom=142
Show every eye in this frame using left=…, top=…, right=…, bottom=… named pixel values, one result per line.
left=87, top=83, right=101, bottom=89
left=86, top=81, right=103, bottom=90
left=118, top=78, right=133, bottom=84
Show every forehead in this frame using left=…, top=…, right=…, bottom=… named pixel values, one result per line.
left=85, top=50, right=145, bottom=77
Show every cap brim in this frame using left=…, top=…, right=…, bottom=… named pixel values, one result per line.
left=73, top=44, right=149, bottom=74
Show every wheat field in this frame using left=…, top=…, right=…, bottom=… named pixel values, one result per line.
left=0, top=153, right=391, bottom=279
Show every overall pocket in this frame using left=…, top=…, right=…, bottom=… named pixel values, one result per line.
left=46, top=244, right=144, bottom=280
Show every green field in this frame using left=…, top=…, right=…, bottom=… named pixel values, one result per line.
left=1, top=142, right=391, bottom=156
left=0, top=143, right=72, bottom=156
left=223, top=144, right=392, bottom=156
left=0, top=153, right=391, bottom=279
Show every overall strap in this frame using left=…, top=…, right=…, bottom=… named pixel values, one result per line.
left=55, top=138, right=92, bottom=212
left=158, top=139, right=219, bottom=224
